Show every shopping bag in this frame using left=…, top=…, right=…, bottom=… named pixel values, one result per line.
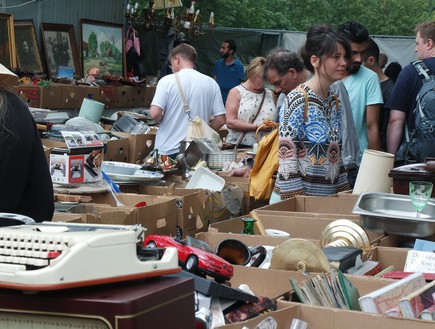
left=186, top=116, right=222, bottom=147
left=249, top=121, right=279, bottom=201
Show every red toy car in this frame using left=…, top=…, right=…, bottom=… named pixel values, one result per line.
left=144, top=235, right=233, bottom=283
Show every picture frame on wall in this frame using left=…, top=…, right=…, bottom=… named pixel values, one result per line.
left=0, top=13, right=17, bottom=69
left=14, top=19, right=44, bottom=73
left=80, top=19, right=125, bottom=78
left=41, top=23, right=80, bottom=78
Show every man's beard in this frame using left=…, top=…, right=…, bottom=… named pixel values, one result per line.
left=221, top=50, right=230, bottom=59
left=349, top=62, right=361, bottom=75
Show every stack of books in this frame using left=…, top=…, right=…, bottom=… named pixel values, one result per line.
left=358, top=272, right=435, bottom=320
left=290, top=269, right=360, bottom=311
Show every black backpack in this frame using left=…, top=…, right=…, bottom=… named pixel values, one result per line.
left=395, top=60, right=435, bottom=164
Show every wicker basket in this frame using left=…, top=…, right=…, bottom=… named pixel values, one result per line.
left=206, top=151, right=237, bottom=169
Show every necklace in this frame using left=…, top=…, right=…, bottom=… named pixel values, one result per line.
left=241, top=82, right=264, bottom=94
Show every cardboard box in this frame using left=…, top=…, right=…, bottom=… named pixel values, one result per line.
left=217, top=172, right=253, bottom=215
left=257, top=195, right=358, bottom=214
left=96, top=85, right=147, bottom=108
left=144, top=85, right=156, bottom=108
left=230, top=266, right=293, bottom=301
left=90, top=193, right=178, bottom=236
left=96, top=85, right=119, bottom=108
left=140, top=186, right=211, bottom=238
left=122, top=85, right=147, bottom=107
left=116, top=129, right=157, bottom=164
left=115, top=86, right=135, bottom=108
left=219, top=270, right=435, bottom=329
left=210, top=213, right=402, bottom=247
left=61, top=85, right=101, bottom=109
left=99, top=132, right=129, bottom=162
left=49, top=131, right=104, bottom=185
left=51, top=212, right=86, bottom=223
left=195, top=231, right=404, bottom=276
left=370, top=246, right=410, bottom=271
left=116, top=193, right=177, bottom=236
left=69, top=203, right=136, bottom=225
left=43, top=146, right=51, bottom=165
left=42, top=139, right=67, bottom=149
left=218, top=301, right=435, bottom=329
left=228, top=266, right=394, bottom=305
left=196, top=231, right=292, bottom=249
left=16, top=84, right=63, bottom=109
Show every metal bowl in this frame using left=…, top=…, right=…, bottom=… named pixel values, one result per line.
left=352, top=192, right=435, bottom=237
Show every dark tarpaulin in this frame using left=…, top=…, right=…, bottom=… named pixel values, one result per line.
left=133, top=27, right=280, bottom=77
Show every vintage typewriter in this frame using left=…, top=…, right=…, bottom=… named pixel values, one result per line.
left=0, top=216, right=180, bottom=291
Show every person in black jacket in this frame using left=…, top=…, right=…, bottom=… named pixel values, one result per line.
left=0, top=63, right=54, bottom=222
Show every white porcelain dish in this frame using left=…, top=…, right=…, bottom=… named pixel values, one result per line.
left=185, top=166, right=225, bottom=191
left=265, top=229, right=290, bottom=237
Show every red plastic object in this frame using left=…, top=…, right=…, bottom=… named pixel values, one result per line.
left=134, top=201, right=147, bottom=207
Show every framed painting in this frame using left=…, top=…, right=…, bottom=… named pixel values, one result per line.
left=0, top=13, right=17, bottom=69
left=14, top=20, right=43, bottom=73
left=40, top=23, right=81, bottom=78
left=80, top=19, right=125, bottom=78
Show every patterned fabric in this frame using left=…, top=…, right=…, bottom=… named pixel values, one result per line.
left=275, top=84, right=349, bottom=199
left=226, top=84, right=277, bottom=146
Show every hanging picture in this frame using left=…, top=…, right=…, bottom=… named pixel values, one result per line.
left=41, top=23, right=81, bottom=78
left=14, top=20, right=44, bottom=73
left=80, top=19, right=125, bottom=78
left=0, top=13, right=17, bottom=69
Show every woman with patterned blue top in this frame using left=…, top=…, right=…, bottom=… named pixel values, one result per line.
left=271, top=24, right=351, bottom=202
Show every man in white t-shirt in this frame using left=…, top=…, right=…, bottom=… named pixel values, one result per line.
left=150, top=44, right=226, bottom=157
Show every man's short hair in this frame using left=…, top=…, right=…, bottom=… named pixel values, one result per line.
left=415, top=21, right=435, bottom=43
left=264, top=48, right=304, bottom=77
left=338, top=21, right=369, bottom=44
left=223, top=39, right=237, bottom=53
left=170, top=43, right=197, bottom=64
left=362, top=38, right=380, bottom=62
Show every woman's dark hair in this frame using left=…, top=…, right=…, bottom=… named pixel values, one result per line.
left=300, top=24, right=351, bottom=74
left=384, top=61, right=402, bottom=82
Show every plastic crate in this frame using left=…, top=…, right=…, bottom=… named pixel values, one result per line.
left=206, top=151, right=237, bottom=169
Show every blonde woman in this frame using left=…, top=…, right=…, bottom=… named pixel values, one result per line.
left=225, top=56, right=277, bottom=147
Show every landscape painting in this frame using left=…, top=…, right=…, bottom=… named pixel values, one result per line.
left=80, top=19, right=125, bottom=78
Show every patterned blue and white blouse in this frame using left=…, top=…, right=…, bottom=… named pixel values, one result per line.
left=274, top=83, right=349, bottom=198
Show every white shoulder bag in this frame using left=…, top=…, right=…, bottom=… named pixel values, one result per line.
left=174, top=73, right=222, bottom=147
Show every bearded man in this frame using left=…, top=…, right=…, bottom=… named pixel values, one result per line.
left=212, top=39, right=245, bottom=105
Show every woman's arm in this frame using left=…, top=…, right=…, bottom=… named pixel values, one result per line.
left=276, top=91, right=305, bottom=197
left=225, top=87, right=258, bottom=132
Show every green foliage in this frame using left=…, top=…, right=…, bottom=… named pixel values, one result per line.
left=136, top=0, right=433, bottom=36
left=132, top=0, right=434, bottom=35
left=87, top=31, right=98, bottom=58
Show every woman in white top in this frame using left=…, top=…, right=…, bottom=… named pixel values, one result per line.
left=225, top=57, right=277, bottom=147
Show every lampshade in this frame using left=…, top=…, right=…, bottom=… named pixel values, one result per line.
left=153, top=0, right=183, bottom=9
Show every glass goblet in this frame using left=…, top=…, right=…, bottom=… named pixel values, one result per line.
left=409, top=181, right=433, bottom=217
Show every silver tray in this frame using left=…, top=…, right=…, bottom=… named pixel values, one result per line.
left=352, top=192, right=435, bottom=237
left=102, top=161, right=164, bottom=183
